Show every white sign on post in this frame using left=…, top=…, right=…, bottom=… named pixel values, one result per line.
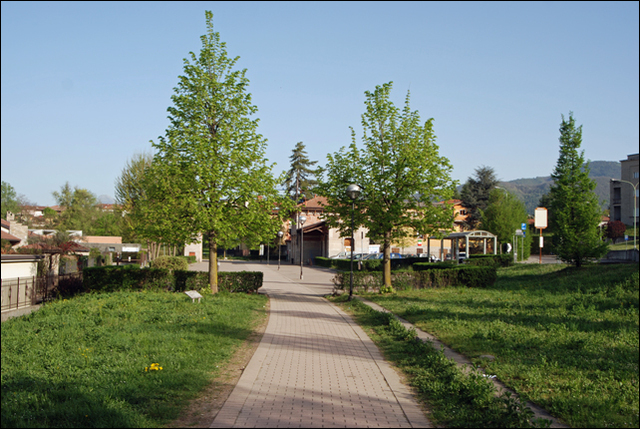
left=535, top=207, right=548, bottom=229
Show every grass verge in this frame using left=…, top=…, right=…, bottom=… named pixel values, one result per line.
left=357, top=263, right=639, bottom=428
left=1, top=290, right=268, bottom=428
left=329, top=294, right=550, bottom=428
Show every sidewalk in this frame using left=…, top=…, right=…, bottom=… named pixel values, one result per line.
left=197, top=260, right=432, bottom=428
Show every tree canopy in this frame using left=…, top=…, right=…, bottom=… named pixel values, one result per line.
left=151, top=11, right=291, bottom=292
left=548, top=113, right=608, bottom=266
left=460, top=166, right=499, bottom=230
left=283, top=142, right=319, bottom=202
left=317, top=82, right=457, bottom=287
left=52, top=183, right=101, bottom=232
left=1, top=181, right=20, bottom=220
left=481, top=188, right=531, bottom=260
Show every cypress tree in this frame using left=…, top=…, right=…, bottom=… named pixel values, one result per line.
left=548, top=113, right=608, bottom=267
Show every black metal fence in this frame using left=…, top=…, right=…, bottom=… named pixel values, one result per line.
left=1, top=273, right=83, bottom=312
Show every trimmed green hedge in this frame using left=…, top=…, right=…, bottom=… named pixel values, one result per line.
left=315, top=257, right=333, bottom=268
left=149, top=255, right=189, bottom=271
left=81, top=267, right=263, bottom=294
left=333, top=265, right=497, bottom=291
left=316, top=256, right=424, bottom=272
left=413, top=262, right=459, bottom=271
left=466, top=254, right=513, bottom=268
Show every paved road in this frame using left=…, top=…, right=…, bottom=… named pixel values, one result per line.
left=191, top=260, right=432, bottom=428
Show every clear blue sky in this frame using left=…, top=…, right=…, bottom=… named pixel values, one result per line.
left=2, top=1, right=638, bottom=206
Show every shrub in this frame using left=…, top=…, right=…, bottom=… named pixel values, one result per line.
left=334, top=266, right=497, bottom=290
left=218, top=271, right=263, bottom=293
left=455, top=266, right=497, bottom=288
left=333, top=271, right=384, bottom=291
left=605, top=220, right=626, bottom=242
left=415, top=268, right=461, bottom=288
left=173, top=270, right=210, bottom=292
left=315, top=257, right=333, bottom=268
left=466, top=254, right=513, bottom=268
left=413, top=262, right=458, bottom=271
left=362, top=259, right=382, bottom=271
left=82, top=266, right=263, bottom=295
left=149, top=255, right=189, bottom=271
left=83, top=266, right=174, bottom=293
left=54, top=274, right=84, bottom=297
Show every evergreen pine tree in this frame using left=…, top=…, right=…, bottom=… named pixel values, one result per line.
left=548, top=113, right=608, bottom=267
left=283, top=142, right=319, bottom=202
left=460, top=166, right=499, bottom=230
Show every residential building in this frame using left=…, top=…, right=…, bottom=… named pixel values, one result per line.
left=288, top=196, right=468, bottom=263
left=610, top=153, right=639, bottom=225
left=288, top=196, right=370, bottom=264
left=2, top=213, right=28, bottom=248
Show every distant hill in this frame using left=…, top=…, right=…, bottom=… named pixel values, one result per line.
left=98, top=194, right=115, bottom=204
left=498, top=161, right=620, bottom=215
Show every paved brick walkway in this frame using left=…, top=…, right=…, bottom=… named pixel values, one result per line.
left=207, top=261, right=431, bottom=428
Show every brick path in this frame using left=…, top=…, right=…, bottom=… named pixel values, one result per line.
left=205, top=261, right=431, bottom=428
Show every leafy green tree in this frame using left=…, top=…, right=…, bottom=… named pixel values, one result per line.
left=548, top=113, right=608, bottom=267
left=283, top=142, right=319, bottom=202
left=43, top=207, right=57, bottom=226
left=52, top=183, right=101, bottom=232
left=1, top=181, right=20, bottom=219
left=114, top=152, right=157, bottom=245
left=460, top=166, right=499, bottom=230
left=481, top=189, right=531, bottom=260
left=91, top=211, right=122, bottom=237
left=318, top=82, right=457, bottom=288
left=151, top=11, right=292, bottom=292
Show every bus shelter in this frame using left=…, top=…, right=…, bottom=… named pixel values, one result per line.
left=444, top=230, right=497, bottom=261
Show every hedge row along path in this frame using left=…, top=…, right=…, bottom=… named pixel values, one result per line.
left=190, top=260, right=432, bottom=428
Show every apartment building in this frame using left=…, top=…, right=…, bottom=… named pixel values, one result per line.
left=610, top=153, right=639, bottom=225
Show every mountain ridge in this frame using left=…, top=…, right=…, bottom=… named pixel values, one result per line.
left=497, top=161, right=619, bottom=214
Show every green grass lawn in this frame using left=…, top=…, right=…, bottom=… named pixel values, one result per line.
left=359, top=263, right=639, bottom=428
left=608, top=239, right=639, bottom=251
left=1, top=290, right=267, bottom=428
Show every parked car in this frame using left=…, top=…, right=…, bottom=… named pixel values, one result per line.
left=329, top=252, right=368, bottom=259
left=362, top=252, right=403, bottom=260
left=445, top=252, right=467, bottom=263
left=329, top=252, right=350, bottom=259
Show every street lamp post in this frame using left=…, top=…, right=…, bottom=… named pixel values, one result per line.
left=277, top=230, right=284, bottom=270
left=347, top=184, right=361, bottom=301
left=611, top=178, right=638, bottom=250
left=299, top=215, right=307, bottom=279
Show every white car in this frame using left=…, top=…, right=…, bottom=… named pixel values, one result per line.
left=329, top=252, right=350, bottom=259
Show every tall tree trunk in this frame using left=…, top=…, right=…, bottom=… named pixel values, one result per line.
left=208, top=231, right=218, bottom=293
left=383, top=231, right=392, bottom=287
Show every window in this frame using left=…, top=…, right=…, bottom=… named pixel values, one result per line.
left=634, top=172, right=639, bottom=179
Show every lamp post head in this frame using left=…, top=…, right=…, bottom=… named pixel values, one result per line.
left=299, top=215, right=307, bottom=225
left=346, top=184, right=361, bottom=200
left=277, top=231, right=284, bottom=238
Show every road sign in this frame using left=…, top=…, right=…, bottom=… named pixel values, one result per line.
left=535, top=207, right=548, bottom=229
left=521, top=223, right=526, bottom=230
